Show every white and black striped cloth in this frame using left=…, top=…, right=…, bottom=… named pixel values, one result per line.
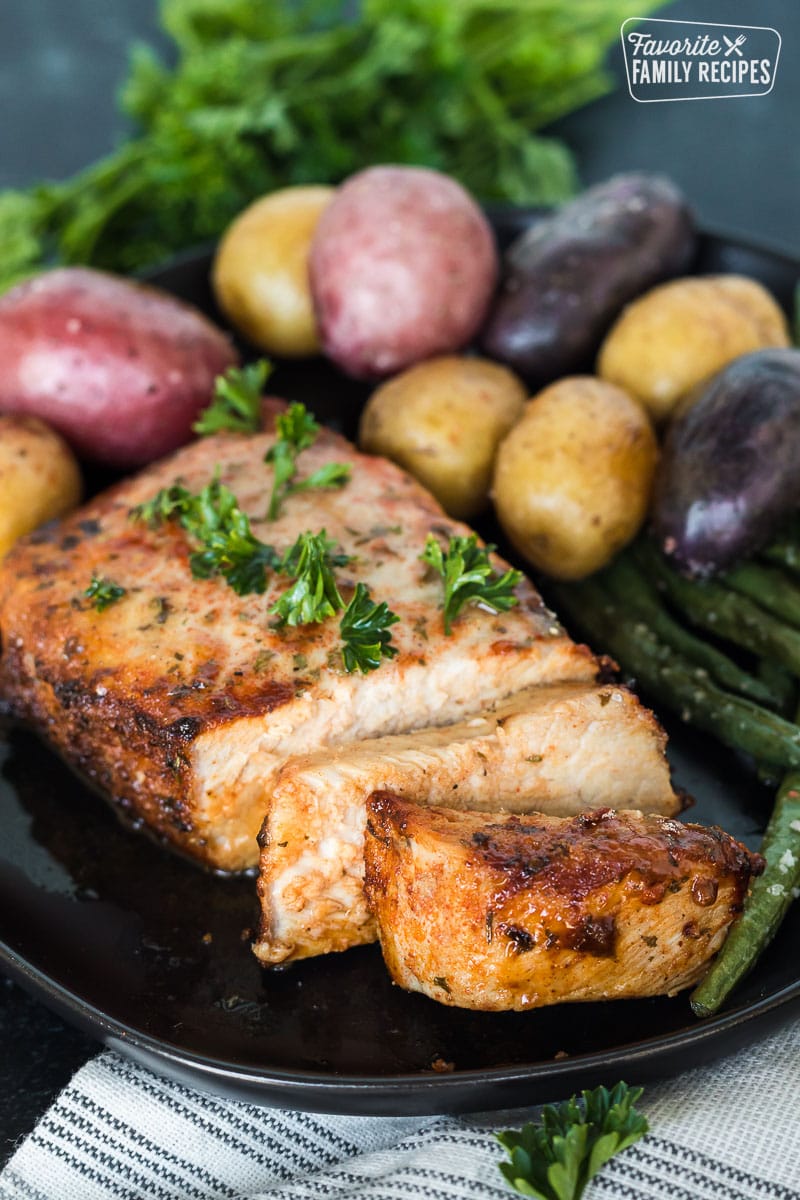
left=1, top=1019, right=798, bottom=1200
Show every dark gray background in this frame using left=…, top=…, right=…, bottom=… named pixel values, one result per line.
left=0, top=0, right=797, bottom=1161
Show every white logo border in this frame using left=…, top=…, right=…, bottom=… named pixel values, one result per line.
left=620, top=16, right=782, bottom=104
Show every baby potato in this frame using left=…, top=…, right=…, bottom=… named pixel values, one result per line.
left=598, top=275, right=790, bottom=421
left=309, top=166, right=498, bottom=379
left=0, top=267, right=237, bottom=467
left=359, top=356, right=526, bottom=519
left=0, top=415, right=82, bottom=558
left=493, top=377, right=657, bottom=580
left=213, top=186, right=335, bottom=357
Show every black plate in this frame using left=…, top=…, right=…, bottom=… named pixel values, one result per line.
left=2, top=218, right=800, bottom=1116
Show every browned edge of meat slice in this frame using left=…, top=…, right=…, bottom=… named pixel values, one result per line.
left=363, top=792, right=762, bottom=1012
left=254, top=679, right=683, bottom=965
left=0, top=410, right=595, bottom=870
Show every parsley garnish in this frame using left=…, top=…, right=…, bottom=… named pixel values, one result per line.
left=193, top=360, right=271, bottom=436
left=184, top=476, right=280, bottom=594
left=290, top=460, right=352, bottom=495
left=85, top=576, right=126, bottom=612
left=270, top=534, right=399, bottom=672
left=270, top=530, right=349, bottom=626
left=497, top=1083, right=648, bottom=1200
left=131, top=473, right=279, bottom=596
left=421, top=533, right=522, bottom=635
left=131, top=480, right=400, bottom=673
left=265, top=402, right=350, bottom=520
left=273, top=402, right=319, bottom=454
left=340, top=583, right=399, bottom=674
left=131, top=483, right=194, bottom=527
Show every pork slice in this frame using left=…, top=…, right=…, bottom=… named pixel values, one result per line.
left=0, top=411, right=594, bottom=870
left=364, top=792, right=761, bottom=1011
left=254, top=680, right=682, bottom=964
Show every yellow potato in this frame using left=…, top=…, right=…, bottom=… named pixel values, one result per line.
left=598, top=275, right=790, bottom=421
left=0, top=415, right=82, bottom=558
left=359, top=356, right=526, bottom=518
left=492, top=377, right=657, bottom=580
left=213, top=185, right=335, bottom=357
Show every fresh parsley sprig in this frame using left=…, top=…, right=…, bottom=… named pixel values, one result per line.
left=497, top=1083, right=649, bottom=1200
left=193, top=360, right=271, bottom=436
left=270, top=530, right=349, bottom=626
left=131, top=480, right=399, bottom=672
left=184, top=476, right=280, bottom=594
left=340, top=583, right=399, bottom=674
left=131, top=483, right=194, bottom=527
left=265, top=402, right=350, bottom=520
left=290, top=460, right=352, bottom=496
left=265, top=404, right=318, bottom=520
left=84, top=576, right=126, bottom=612
left=130, top=473, right=279, bottom=596
left=270, top=534, right=399, bottom=672
left=422, top=533, right=522, bottom=635
left=273, top=402, right=320, bottom=455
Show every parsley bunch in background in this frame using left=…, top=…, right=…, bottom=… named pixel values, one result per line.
left=0, top=0, right=666, bottom=291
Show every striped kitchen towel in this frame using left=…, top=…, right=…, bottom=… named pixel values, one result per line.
left=1, top=1017, right=798, bottom=1200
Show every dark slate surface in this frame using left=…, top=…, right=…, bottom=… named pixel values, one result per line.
left=0, top=978, right=95, bottom=1163
left=0, top=0, right=798, bottom=1164
left=0, top=0, right=166, bottom=190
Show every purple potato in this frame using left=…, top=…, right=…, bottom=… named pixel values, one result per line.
left=481, top=173, right=695, bottom=387
left=654, top=349, right=800, bottom=575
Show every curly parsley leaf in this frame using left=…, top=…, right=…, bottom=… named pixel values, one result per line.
left=421, top=533, right=522, bottom=635
left=130, top=483, right=194, bottom=527
left=193, top=359, right=271, bottom=436
left=84, top=576, right=126, bottom=612
left=181, top=475, right=280, bottom=595
left=130, top=475, right=400, bottom=671
left=130, top=472, right=279, bottom=595
left=264, top=403, right=350, bottom=520
left=497, top=1083, right=649, bottom=1200
left=340, top=583, right=399, bottom=674
left=291, top=461, right=352, bottom=494
left=274, top=403, right=320, bottom=454
left=270, top=530, right=349, bottom=626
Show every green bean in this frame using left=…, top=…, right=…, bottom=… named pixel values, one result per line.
left=551, top=578, right=800, bottom=771
left=723, top=560, right=800, bottom=628
left=602, top=554, right=774, bottom=707
left=637, top=540, right=800, bottom=677
left=691, top=767, right=800, bottom=1017
left=763, top=541, right=800, bottom=576
left=761, top=517, right=800, bottom=577
left=755, top=658, right=797, bottom=717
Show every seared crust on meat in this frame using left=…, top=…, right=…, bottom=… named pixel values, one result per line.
left=364, top=792, right=762, bottom=1010
left=254, top=681, right=682, bottom=964
left=0, top=404, right=594, bottom=869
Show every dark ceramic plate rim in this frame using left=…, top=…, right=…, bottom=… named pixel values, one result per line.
left=3, top=220, right=800, bottom=1114
left=4, top=941, right=800, bottom=1107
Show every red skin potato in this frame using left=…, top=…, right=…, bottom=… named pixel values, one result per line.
left=0, top=268, right=238, bottom=467
left=309, top=166, right=498, bottom=380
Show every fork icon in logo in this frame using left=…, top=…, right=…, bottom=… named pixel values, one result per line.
left=723, top=34, right=747, bottom=56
